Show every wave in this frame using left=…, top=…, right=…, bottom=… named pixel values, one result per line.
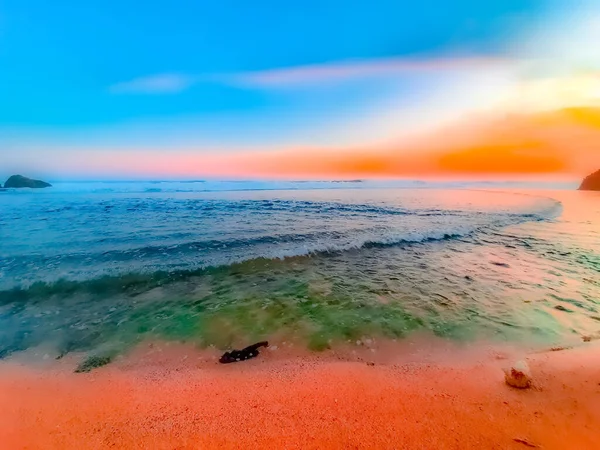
left=2, top=201, right=561, bottom=295
left=0, top=229, right=486, bottom=304
left=0, top=189, right=562, bottom=291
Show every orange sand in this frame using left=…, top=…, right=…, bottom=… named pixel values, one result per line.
left=1, top=343, right=599, bottom=450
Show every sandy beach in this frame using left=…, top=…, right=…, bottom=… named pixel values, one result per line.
left=3, top=0, right=600, bottom=446
left=1, top=340, right=599, bottom=450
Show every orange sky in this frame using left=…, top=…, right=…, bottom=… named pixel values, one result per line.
left=29, top=106, right=600, bottom=180
left=199, top=107, right=600, bottom=179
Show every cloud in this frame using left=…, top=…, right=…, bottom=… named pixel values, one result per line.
left=109, top=73, right=195, bottom=94
left=109, top=56, right=510, bottom=94
left=228, top=57, right=511, bottom=88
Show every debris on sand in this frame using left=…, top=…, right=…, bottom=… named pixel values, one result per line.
left=554, top=305, right=571, bottom=312
left=550, top=346, right=569, bottom=352
left=513, top=437, right=539, bottom=447
left=503, top=360, right=532, bottom=389
left=491, top=261, right=510, bottom=268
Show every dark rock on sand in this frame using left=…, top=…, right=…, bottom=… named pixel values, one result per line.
left=219, top=341, right=268, bottom=364
left=4, top=174, right=52, bottom=189
left=578, top=169, right=600, bottom=191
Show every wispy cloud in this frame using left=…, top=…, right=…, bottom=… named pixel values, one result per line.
left=109, top=73, right=196, bottom=94
left=229, top=57, right=510, bottom=88
left=109, top=56, right=510, bottom=94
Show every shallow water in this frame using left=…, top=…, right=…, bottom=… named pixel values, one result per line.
left=0, top=183, right=598, bottom=361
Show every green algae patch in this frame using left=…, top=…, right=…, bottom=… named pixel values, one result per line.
left=74, top=355, right=112, bottom=373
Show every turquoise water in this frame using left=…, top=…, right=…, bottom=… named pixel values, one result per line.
left=1, top=183, right=598, bottom=364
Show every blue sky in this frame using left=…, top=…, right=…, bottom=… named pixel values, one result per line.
left=1, top=0, right=598, bottom=178
left=0, top=1, right=545, bottom=124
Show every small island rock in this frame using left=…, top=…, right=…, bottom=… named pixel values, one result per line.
left=4, top=175, right=52, bottom=189
left=578, top=169, right=600, bottom=191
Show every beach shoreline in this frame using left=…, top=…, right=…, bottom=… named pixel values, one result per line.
left=2, top=340, right=599, bottom=449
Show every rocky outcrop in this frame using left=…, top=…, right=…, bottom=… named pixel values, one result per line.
left=4, top=175, right=52, bottom=189
left=578, top=169, right=600, bottom=191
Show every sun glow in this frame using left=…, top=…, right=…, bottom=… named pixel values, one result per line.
left=499, top=74, right=600, bottom=113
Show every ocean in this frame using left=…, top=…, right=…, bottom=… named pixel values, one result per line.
left=1, top=181, right=598, bottom=361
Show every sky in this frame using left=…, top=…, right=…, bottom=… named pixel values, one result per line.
left=1, top=0, right=600, bottom=180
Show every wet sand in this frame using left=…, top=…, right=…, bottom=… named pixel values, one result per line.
left=1, top=342, right=599, bottom=450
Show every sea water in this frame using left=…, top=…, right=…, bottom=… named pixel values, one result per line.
left=0, top=181, right=598, bottom=359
